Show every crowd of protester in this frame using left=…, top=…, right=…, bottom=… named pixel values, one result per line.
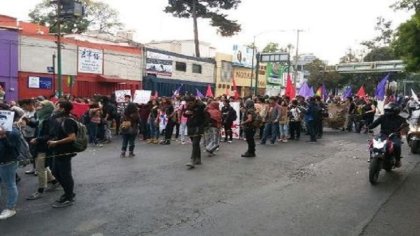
left=0, top=89, right=414, bottom=220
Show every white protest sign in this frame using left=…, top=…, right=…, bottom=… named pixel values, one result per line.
left=220, top=102, right=241, bottom=139
left=0, top=110, right=15, bottom=131
left=115, top=90, right=131, bottom=103
left=133, top=90, right=152, bottom=104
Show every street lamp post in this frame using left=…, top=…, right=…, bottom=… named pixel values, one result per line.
left=250, top=36, right=256, bottom=96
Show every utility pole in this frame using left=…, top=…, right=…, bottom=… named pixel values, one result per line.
left=255, top=53, right=260, bottom=96
left=293, top=29, right=303, bottom=87
left=56, top=0, right=62, bottom=98
left=250, top=36, right=256, bottom=96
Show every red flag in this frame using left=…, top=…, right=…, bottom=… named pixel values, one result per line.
left=285, top=74, right=296, bottom=98
left=205, top=84, right=214, bottom=97
left=232, top=78, right=239, bottom=99
left=356, top=86, right=366, bottom=98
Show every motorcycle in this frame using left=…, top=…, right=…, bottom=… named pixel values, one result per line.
left=407, top=109, right=420, bottom=154
left=368, top=132, right=399, bottom=185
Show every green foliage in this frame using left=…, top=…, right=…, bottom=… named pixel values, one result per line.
left=306, top=59, right=342, bottom=90
left=164, top=0, right=241, bottom=57
left=28, top=0, right=123, bottom=34
left=165, top=0, right=241, bottom=36
left=391, top=0, right=420, bottom=12
left=262, top=42, right=279, bottom=53
left=339, top=48, right=360, bottom=63
left=392, top=13, right=420, bottom=72
left=363, top=47, right=397, bottom=62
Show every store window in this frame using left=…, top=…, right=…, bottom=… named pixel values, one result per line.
left=176, top=62, right=187, bottom=72
left=192, top=64, right=202, bottom=74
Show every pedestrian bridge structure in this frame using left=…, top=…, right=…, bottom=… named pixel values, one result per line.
left=327, top=60, right=405, bottom=73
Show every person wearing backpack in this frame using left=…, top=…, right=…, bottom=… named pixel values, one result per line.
left=0, top=125, right=20, bottom=220
left=240, top=99, right=257, bottom=158
left=47, top=100, right=78, bottom=208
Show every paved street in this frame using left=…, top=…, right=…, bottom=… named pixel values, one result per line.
left=1, top=129, right=420, bottom=236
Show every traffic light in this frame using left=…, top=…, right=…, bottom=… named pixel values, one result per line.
left=60, top=0, right=84, bottom=18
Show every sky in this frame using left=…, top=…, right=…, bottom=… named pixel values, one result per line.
left=0, top=0, right=413, bottom=64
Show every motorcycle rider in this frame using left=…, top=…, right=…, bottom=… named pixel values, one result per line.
left=368, top=102, right=408, bottom=168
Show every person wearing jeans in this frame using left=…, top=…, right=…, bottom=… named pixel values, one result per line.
left=0, top=126, right=20, bottom=220
left=148, top=100, right=160, bottom=144
left=120, top=101, right=140, bottom=157
left=279, top=101, right=289, bottom=142
left=88, top=103, right=102, bottom=147
left=261, top=97, right=281, bottom=145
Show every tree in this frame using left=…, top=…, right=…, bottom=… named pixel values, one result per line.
left=339, top=48, right=360, bottom=63
left=306, top=59, right=342, bottom=90
left=391, top=0, right=420, bottom=12
left=363, top=47, right=397, bottom=62
left=164, top=0, right=241, bottom=57
left=392, top=13, right=420, bottom=72
left=29, top=0, right=123, bottom=34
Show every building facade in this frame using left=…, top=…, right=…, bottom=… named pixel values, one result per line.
left=0, top=15, right=143, bottom=99
left=0, top=27, right=18, bottom=101
left=146, top=40, right=216, bottom=58
left=143, top=48, right=215, bottom=97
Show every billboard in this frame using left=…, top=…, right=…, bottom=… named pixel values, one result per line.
left=232, top=44, right=254, bottom=68
left=146, top=51, right=173, bottom=77
left=78, top=47, right=103, bottom=74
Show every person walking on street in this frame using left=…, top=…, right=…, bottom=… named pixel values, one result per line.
left=48, top=100, right=78, bottom=208
left=260, top=97, right=280, bottom=145
left=221, top=100, right=237, bottom=143
left=184, top=96, right=206, bottom=169
left=120, top=102, right=140, bottom=158
left=0, top=126, right=20, bottom=219
left=305, top=97, right=317, bottom=142
left=26, top=100, right=59, bottom=200
left=241, top=99, right=257, bottom=157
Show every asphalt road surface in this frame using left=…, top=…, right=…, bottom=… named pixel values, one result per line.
left=1, top=129, right=420, bottom=236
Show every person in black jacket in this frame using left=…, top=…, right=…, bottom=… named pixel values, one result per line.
left=368, top=102, right=408, bottom=168
left=184, top=96, right=206, bottom=169
left=222, top=100, right=237, bottom=143
left=48, top=100, right=78, bottom=208
left=26, top=100, right=59, bottom=200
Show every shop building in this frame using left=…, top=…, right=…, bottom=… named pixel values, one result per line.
left=143, top=48, right=215, bottom=97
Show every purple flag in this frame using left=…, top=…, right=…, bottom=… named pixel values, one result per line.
left=196, top=89, right=205, bottom=98
left=343, top=86, right=352, bottom=98
left=173, top=84, right=183, bottom=97
left=322, top=83, right=328, bottom=101
left=375, top=73, right=389, bottom=101
left=299, top=82, right=312, bottom=98
left=309, top=86, right=315, bottom=97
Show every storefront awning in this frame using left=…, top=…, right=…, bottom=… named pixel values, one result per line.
left=97, top=75, right=131, bottom=84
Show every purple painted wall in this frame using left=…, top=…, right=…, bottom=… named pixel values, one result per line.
left=0, top=29, right=18, bottom=102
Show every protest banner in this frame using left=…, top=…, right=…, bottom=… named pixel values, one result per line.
left=0, top=110, right=15, bottom=131
left=133, top=90, right=152, bottom=104
left=115, top=90, right=132, bottom=103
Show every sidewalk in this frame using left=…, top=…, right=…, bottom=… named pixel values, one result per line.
left=361, top=161, right=420, bottom=235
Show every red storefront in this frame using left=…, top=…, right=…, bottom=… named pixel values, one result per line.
left=8, top=17, right=143, bottom=99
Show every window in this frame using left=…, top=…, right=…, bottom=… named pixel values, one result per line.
left=175, top=62, right=187, bottom=72
left=192, top=64, right=202, bottom=74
